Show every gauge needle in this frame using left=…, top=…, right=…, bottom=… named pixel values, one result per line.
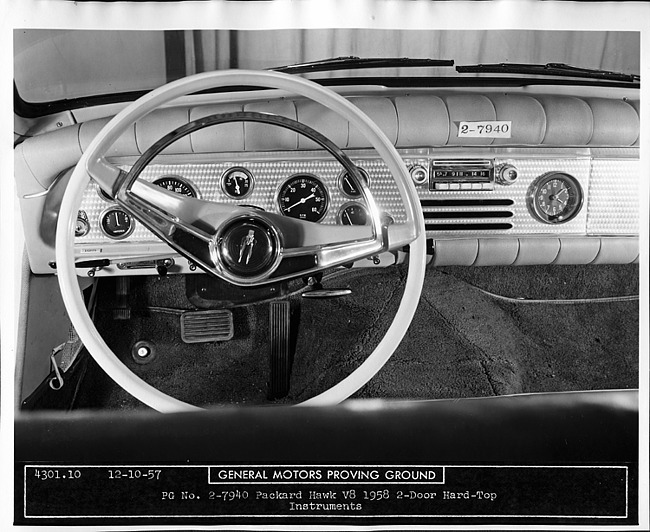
left=286, top=193, right=315, bottom=212
left=345, top=212, right=352, bottom=225
left=345, top=177, right=357, bottom=193
left=234, top=177, right=241, bottom=195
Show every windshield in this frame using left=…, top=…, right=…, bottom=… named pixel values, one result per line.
left=15, top=28, right=640, bottom=104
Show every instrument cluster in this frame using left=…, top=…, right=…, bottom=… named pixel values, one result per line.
left=76, top=161, right=376, bottom=243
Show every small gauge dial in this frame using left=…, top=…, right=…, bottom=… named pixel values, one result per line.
left=222, top=167, right=254, bottom=199
left=278, top=174, right=329, bottom=222
left=153, top=175, right=198, bottom=197
left=527, top=172, right=583, bottom=224
left=100, top=208, right=135, bottom=240
left=338, top=167, right=369, bottom=198
left=339, top=202, right=369, bottom=226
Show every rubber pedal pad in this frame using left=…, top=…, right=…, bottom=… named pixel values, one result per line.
left=180, top=309, right=234, bottom=343
left=268, top=301, right=291, bottom=400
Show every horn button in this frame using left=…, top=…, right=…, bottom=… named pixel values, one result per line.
left=213, top=217, right=281, bottom=279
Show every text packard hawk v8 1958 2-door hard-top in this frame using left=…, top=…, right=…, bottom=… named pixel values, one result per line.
left=9, top=22, right=644, bottom=528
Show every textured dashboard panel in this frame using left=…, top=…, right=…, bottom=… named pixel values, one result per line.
left=76, top=158, right=407, bottom=245
left=75, top=149, right=638, bottom=247
left=419, top=157, right=591, bottom=236
left=587, top=159, right=639, bottom=235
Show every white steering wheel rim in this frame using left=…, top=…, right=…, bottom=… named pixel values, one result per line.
left=56, top=70, right=426, bottom=412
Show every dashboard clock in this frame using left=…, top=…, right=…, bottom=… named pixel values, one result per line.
left=278, top=174, right=329, bottom=222
left=527, top=172, right=583, bottom=224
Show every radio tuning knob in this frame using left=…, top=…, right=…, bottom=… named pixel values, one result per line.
left=496, top=164, right=518, bottom=186
left=409, top=164, right=428, bottom=185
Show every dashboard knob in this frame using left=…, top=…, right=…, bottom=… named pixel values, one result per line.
left=409, top=164, right=428, bottom=185
left=496, top=164, right=518, bottom=185
left=75, top=210, right=90, bottom=237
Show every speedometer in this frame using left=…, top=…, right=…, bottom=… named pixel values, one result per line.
left=277, top=174, right=329, bottom=222
left=152, top=175, right=198, bottom=197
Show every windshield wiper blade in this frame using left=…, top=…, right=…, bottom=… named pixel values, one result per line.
left=270, top=56, right=454, bottom=74
left=456, top=62, right=639, bottom=83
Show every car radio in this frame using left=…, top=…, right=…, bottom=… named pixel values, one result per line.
left=429, top=159, right=495, bottom=191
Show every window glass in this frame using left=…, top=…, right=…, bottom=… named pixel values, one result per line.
left=14, top=29, right=640, bottom=103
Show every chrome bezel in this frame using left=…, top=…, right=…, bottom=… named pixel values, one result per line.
left=152, top=174, right=201, bottom=199
left=526, top=172, right=584, bottom=225
left=99, top=207, right=136, bottom=240
left=338, top=201, right=370, bottom=226
left=409, top=164, right=429, bottom=185
left=220, top=166, right=255, bottom=200
left=96, top=185, right=116, bottom=203
left=276, top=173, right=330, bottom=223
left=338, top=167, right=370, bottom=198
left=74, top=217, right=91, bottom=238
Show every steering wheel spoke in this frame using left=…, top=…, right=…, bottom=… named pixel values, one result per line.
left=124, top=180, right=242, bottom=238
left=121, top=180, right=385, bottom=284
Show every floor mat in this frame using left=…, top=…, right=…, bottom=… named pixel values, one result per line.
left=76, top=263, right=639, bottom=410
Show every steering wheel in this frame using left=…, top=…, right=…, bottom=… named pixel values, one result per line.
left=55, top=70, right=426, bottom=412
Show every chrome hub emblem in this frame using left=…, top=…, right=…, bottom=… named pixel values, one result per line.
left=216, top=217, right=280, bottom=278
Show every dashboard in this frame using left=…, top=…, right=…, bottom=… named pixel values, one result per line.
left=15, top=89, right=640, bottom=276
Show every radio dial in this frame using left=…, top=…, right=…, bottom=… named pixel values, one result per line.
left=497, top=164, right=518, bottom=185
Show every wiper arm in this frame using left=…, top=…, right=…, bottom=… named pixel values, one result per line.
left=270, top=56, right=454, bottom=74
left=456, top=62, right=639, bottom=83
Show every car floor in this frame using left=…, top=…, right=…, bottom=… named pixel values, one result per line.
left=70, top=261, right=639, bottom=410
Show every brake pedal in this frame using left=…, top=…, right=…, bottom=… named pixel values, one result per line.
left=180, top=310, right=234, bottom=343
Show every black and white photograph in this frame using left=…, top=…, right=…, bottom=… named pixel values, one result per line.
left=1, top=0, right=648, bottom=530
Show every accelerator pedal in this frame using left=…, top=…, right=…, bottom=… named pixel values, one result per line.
left=180, top=310, right=234, bottom=343
left=268, top=301, right=292, bottom=400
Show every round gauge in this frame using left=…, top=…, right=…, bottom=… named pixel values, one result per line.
left=153, top=175, right=198, bottom=197
left=222, top=167, right=254, bottom=199
left=527, top=172, right=583, bottom=224
left=338, top=167, right=369, bottom=198
left=338, top=202, right=369, bottom=226
left=278, top=174, right=329, bottom=222
left=100, top=208, right=135, bottom=239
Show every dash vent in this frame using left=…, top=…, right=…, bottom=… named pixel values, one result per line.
left=421, top=199, right=515, bottom=232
